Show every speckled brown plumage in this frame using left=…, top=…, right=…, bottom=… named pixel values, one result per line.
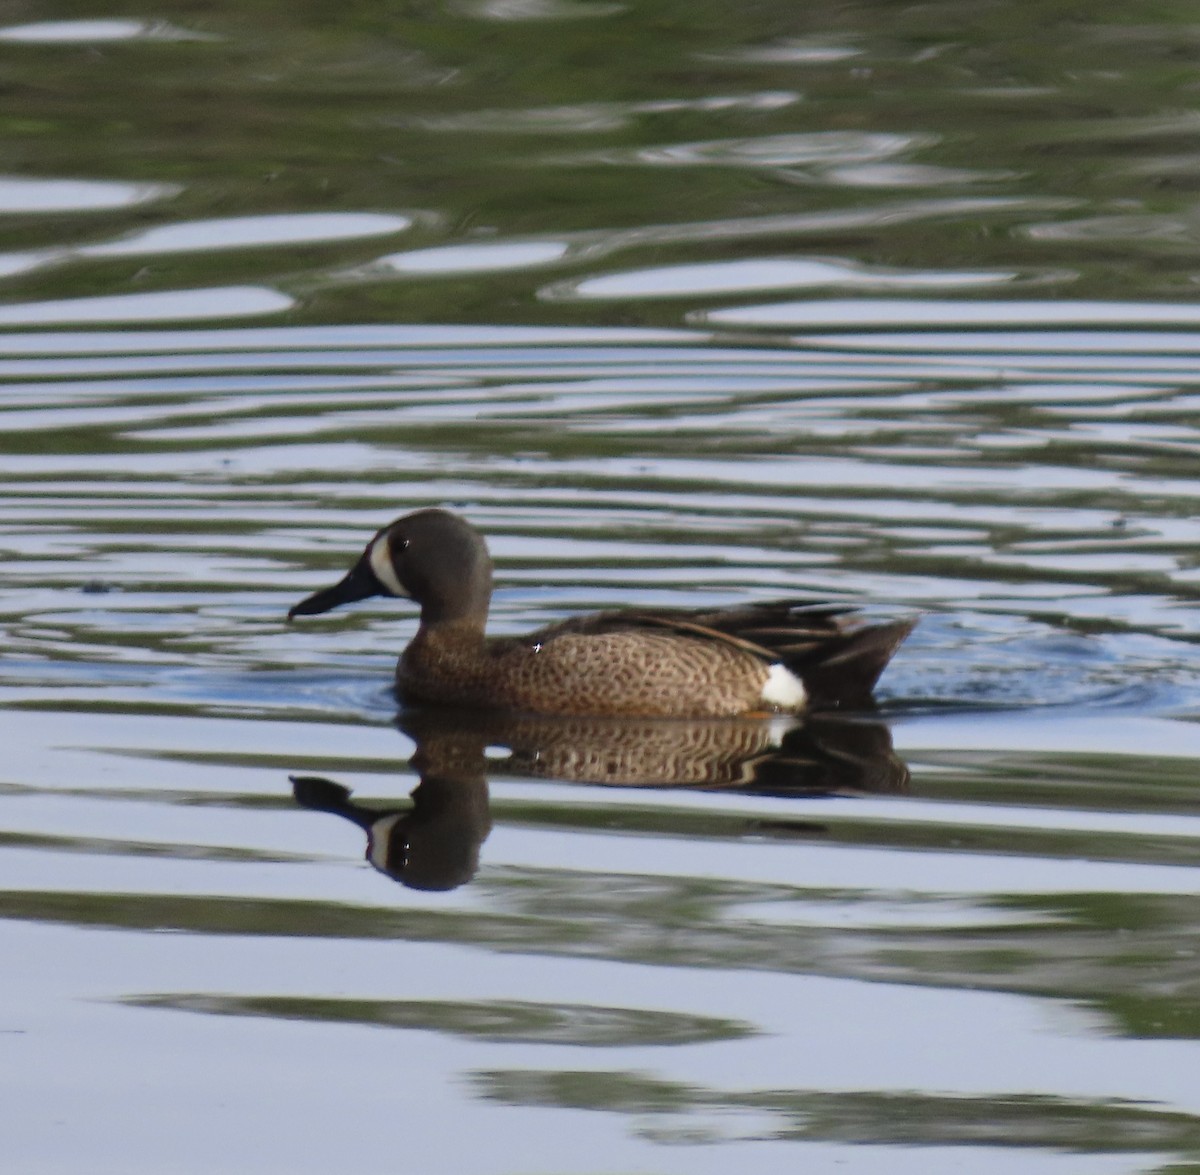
left=288, top=508, right=916, bottom=718
left=397, top=622, right=776, bottom=717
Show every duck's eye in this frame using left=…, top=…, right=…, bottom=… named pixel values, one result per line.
left=396, top=537, right=410, bottom=552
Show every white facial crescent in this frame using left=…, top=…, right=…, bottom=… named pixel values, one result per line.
left=368, top=535, right=409, bottom=598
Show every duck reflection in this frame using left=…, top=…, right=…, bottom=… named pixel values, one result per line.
left=291, top=709, right=908, bottom=891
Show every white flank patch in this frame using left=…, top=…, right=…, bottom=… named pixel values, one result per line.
left=369, top=536, right=409, bottom=597
left=761, top=663, right=807, bottom=710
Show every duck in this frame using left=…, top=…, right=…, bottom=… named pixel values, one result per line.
left=287, top=508, right=915, bottom=718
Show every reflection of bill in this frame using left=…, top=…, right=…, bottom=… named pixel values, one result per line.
left=291, top=772, right=490, bottom=893
left=291, top=708, right=908, bottom=892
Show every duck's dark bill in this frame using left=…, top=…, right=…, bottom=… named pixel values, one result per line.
left=288, top=557, right=381, bottom=620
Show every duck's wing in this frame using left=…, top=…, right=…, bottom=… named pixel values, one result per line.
left=525, top=599, right=861, bottom=653
left=523, top=600, right=915, bottom=708
left=678, top=601, right=915, bottom=705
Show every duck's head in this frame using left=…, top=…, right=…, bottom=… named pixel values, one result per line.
left=288, top=508, right=494, bottom=626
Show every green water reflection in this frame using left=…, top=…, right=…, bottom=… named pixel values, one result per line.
left=476, top=1070, right=1200, bottom=1153
left=5, top=0, right=1200, bottom=326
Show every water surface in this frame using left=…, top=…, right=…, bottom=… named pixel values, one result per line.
left=1, top=3, right=1199, bottom=1173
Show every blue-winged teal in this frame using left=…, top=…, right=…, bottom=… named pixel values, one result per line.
left=288, top=508, right=915, bottom=718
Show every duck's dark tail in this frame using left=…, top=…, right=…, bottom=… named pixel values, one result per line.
left=781, top=616, right=916, bottom=709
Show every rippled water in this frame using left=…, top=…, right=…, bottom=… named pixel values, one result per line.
left=2, top=4, right=1200, bottom=1173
